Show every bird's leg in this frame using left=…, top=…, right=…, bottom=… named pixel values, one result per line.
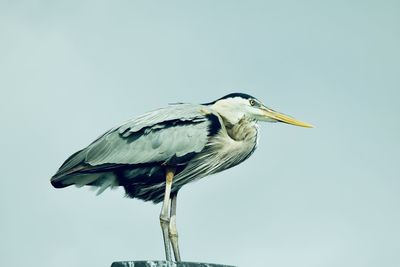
left=169, top=192, right=181, bottom=261
left=159, top=167, right=175, bottom=262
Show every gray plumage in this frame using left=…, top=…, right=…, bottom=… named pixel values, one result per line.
left=51, top=99, right=259, bottom=203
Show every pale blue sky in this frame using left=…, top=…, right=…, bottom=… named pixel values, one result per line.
left=1, top=1, right=399, bottom=267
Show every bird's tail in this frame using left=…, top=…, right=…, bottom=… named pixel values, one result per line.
left=51, top=149, right=87, bottom=188
left=51, top=172, right=117, bottom=195
left=51, top=149, right=118, bottom=195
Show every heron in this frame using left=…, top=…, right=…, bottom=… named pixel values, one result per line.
left=51, top=93, right=312, bottom=262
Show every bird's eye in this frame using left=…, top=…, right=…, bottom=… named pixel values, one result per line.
left=249, top=99, right=256, bottom=106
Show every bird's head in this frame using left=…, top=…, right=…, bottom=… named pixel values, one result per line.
left=208, top=93, right=313, bottom=128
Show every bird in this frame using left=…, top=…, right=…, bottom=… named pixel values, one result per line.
left=51, top=93, right=312, bottom=262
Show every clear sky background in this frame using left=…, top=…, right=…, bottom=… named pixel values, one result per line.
left=1, top=1, right=399, bottom=267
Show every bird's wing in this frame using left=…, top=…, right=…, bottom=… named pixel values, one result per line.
left=53, top=104, right=221, bottom=179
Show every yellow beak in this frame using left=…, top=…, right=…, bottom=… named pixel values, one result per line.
left=262, top=108, right=313, bottom=128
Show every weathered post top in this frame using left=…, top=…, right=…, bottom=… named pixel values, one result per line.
left=111, top=261, right=236, bottom=267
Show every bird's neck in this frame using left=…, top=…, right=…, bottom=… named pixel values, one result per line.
left=224, top=117, right=259, bottom=143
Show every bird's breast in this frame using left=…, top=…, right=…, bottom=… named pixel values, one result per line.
left=171, top=120, right=258, bottom=188
left=195, top=120, right=258, bottom=176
